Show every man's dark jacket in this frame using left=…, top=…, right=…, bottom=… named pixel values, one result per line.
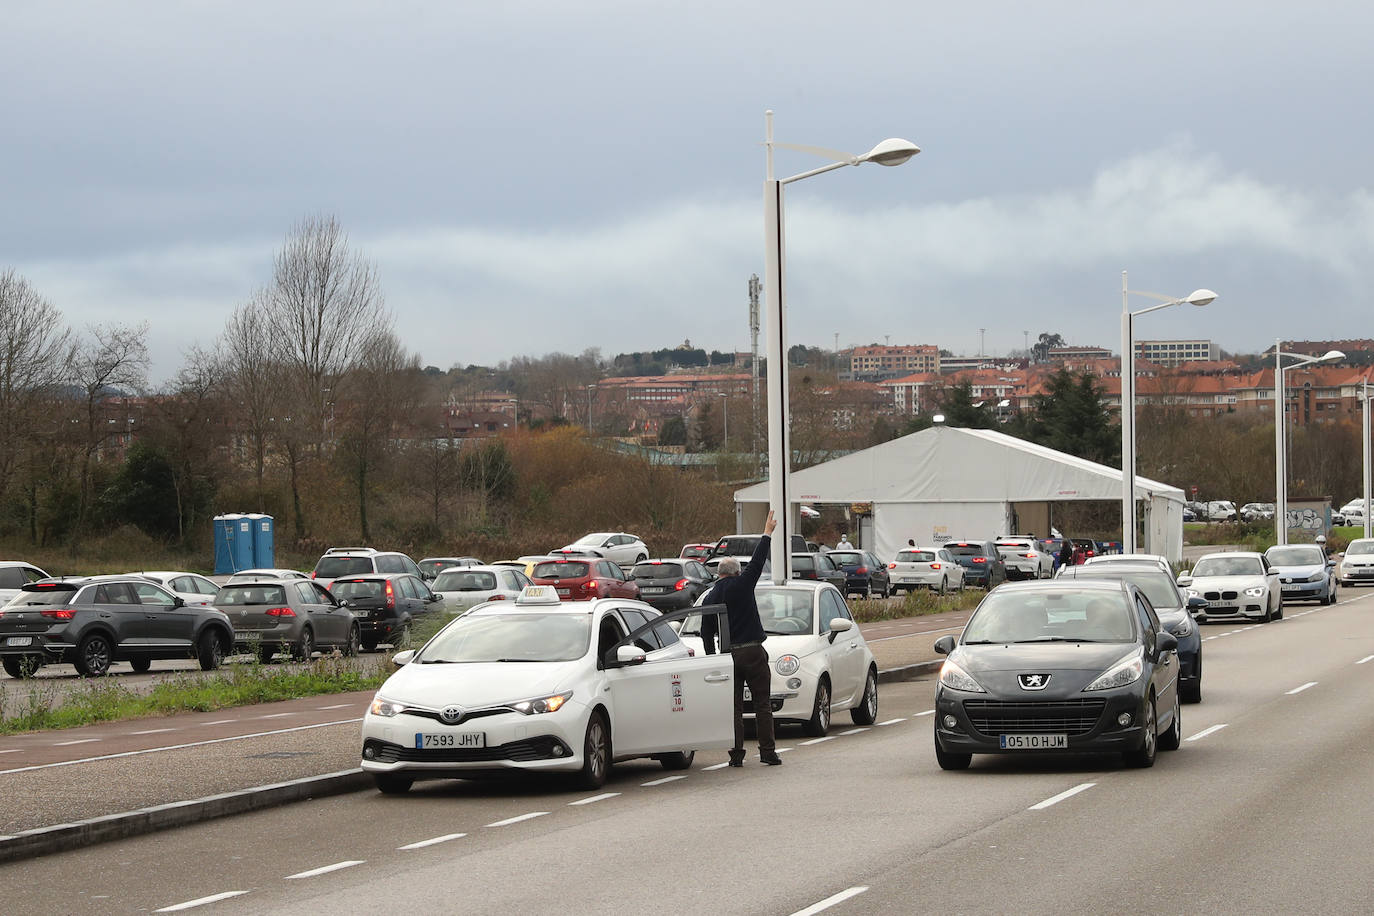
left=700, top=534, right=769, bottom=654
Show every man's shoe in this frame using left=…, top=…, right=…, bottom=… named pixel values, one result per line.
left=759, top=752, right=783, bottom=766
left=728, top=751, right=745, bottom=767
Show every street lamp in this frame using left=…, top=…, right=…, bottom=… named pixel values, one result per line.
left=1119, top=272, right=1216, bottom=554
left=1273, top=343, right=1345, bottom=544
left=719, top=392, right=728, bottom=451
left=764, top=110, right=920, bottom=580
left=1362, top=380, right=1373, bottom=539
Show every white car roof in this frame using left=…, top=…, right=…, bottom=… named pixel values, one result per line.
left=1197, top=551, right=1263, bottom=560
left=435, top=565, right=513, bottom=576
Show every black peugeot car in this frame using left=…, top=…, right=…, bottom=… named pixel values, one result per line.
left=629, top=559, right=714, bottom=611
left=932, top=579, right=1180, bottom=769
left=329, top=573, right=441, bottom=652
left=0, top=576, right=234, bottom=678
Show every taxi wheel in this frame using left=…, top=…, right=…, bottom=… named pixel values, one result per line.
left=803, top=678, right=831, bottom=737
left=934, top=724, right=971, bottom=771
left=374, top=774, right=413, bottom=795
left=129, top=657, right=152, bottom=674
left=578, top=712, right=611, bottom=789
left=658, top=750, right=694, bottom=770
left=1124, top=695, right=1157, bottom=768
left=850, top=668, right=878, bottom=725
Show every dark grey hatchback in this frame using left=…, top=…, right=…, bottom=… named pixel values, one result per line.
left=0, top=577, right=234, bottom=678
left=214, top=578, right=361, bottom=662
left=932, top=579, right=1180, bottom=770
left=630, top=559, right=713, bottom=611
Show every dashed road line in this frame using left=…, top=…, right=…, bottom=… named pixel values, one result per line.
left=203, top=719, right=237, bottom=726
left=130, top=728, right=176, bottom=736
left=789, top=886, right=870, bottom=916
left=399, top=833, right=467, bottom=850
left=838, top=727, right=868, bottom=735
left=913, top=710, right=935, bottom=717
left=1358, top=655, right=1374, bottom=665
left=800, top=736, right=836, bottom=746
left=569, top=792, right=620, bottom=806
left=642, top=775, right=687, bottom=787
left=0, top=749, right=20, bottom=755
left=285, top=860, right=364, bottom=879
left=1287, top=681, right=1318, bottom=695
left=1029, top=782, right=1096, bottom=810
left=1186, top=723, right=1228, bottom=742
left=703, top=761, right=733, bottom=770
left=257, top=713, right=295, bottom=719
left=317, top=703, right=353, bottom=710
left=486, top=812, right=548, bottom=828
left=155, top=891, right=249, bottom=911
left=54, top=738, right=101, bottom=746
left=877, top=718, right=905, bottom=726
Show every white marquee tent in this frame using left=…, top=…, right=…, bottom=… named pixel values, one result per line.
left=733, top=426, right=1186, bottom=563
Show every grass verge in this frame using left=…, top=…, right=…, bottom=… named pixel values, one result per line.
left=850, top=586, right=984, bottom=623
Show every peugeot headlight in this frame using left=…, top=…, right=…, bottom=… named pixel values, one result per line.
left=1243, top=586, right=1266, bottom=597
left=939, top=658, right=985, bottom=693
left=1084, top=648, right=1144, bottom=691
left=510, top=692, right=573, bottom=715
left=1168, top=616, right=1193, bottom=638
left=775, top=654, right=800, bottom=676
left=369, top=696, right=403, bottom=717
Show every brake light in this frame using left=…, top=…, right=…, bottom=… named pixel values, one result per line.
left=1021, top=553, right=1036, bottom=559
left=40, top=608, right=76, bottom=620
left=265, top=607, right=295, bottom=617
left=972, top=557, right=987, bottom=564
left=311, top=571, right=317, bottom=579
left=489, top=594, right=507, bottom=600
left=930, top=562, right=941, bottom=570
left=856, top=566, right=868, bottom=575
left=674, top=578, right=688, bottom=591
left=888, top=563, right=897, bottom=569
left=385, top=580, right=395, bottom=610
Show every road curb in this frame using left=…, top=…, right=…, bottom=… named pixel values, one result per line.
left=876, top=661, right=941, bottom=684
left=0, top=768, right=371, bottom=864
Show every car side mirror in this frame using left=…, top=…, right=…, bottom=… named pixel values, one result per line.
left=338, top=598, right=351, bottom=609
left=173, top=596, right=185, bottom=608
left=1327, top=559, right=1337, bottom=567
left=392, top=649, right=416, bottom=667
left=1176, top=576, right=1192, bottom=587
left=615, top=645, right=646, bottom=667
left=1186, top=596, right=1208, bottom=621
left=426, top=593, right=441, bottom=603
left=1156, top=631, right=1178, bottom=654
left=933, top=634, right=956, bottom=655
left=828, top=617, right=853, bottom=633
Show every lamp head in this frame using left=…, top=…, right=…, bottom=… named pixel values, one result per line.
left=1320, top=350, right=1346, bottom=363
left=932, top=414, right=946, bottom=424
left=861, top=138, right=921, bottom=167
left=997, top=399, right=1011, bottom=408
left=1185, top=289, right=1217, bottom=307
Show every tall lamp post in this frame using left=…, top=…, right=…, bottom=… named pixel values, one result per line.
left=1362, top=380, right=1373, bottom=539
left=764, top=110, right=920, bottom=580
left=1273, top=342, right=1344, bottom=545
left=720, top=392, right=728, bottom=452
left=1119, top=272, right=1216, bottom=553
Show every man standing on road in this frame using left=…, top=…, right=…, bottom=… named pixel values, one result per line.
left=837, top=532, right=853, bottom=550
left=1057, top=538, right=1074, bottom=570
left=701, top=510, right=781, bottom=767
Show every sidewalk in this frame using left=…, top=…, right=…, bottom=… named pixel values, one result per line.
left=0, top=613, right=949, bottom=863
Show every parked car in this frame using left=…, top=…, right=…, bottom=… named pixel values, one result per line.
left=630, top=559, right=713, bottom=611
left=1176, top=552, right=1282, bottom=622
left=555, top=533, right=649, bottom=567
left=311, top=548, right=423, bottom=588
left=824, top=549, right=891, bottom=598
left=683, top=580, right=879, bottom=736
left=932, top=579, right=1181, bottom=769
left=360, top=588, right=732, bottom=793
left=1182, top=506, right=1197, bottom=522
left=703, top=533, right=808, bottom=574
left=491, top=556, right=560, bottom=577
left=1262, top=544, right=1337, bottom=605
left=330, top=573, right=442, bottom=651
left=888, top=547, right=964, bottom=594
left=0, top=576, right=233, bottom=678
left=679, top=543, right=715, bottom=561
left=130, top=571, right=223, bottom=607
left=530, top=558, right=639, bottom=601
left=214, top=577, right=360, bottom=661
left=431, top=565, right=532, bottom=615
left=1204, top=500, right=1237, bottom=522
left=1240, top=502, right=1275, bottom=522
left=1337, top=538, right=1374, bottom=586
left=226, top=568, right=310, bottom=584
left=943, top=540, right=1007, bottom=589
left=790, top=552, right=846, bottom=592
left=417, top=556, right=483, bottom=580
left=1057, top=562, right=1205, bottom=703
left=0, top=561, right=52, bottom=606
left=993, top=538, right=1054, bottom=580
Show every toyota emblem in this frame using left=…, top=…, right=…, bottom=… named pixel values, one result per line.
left=1018, top=673, right=1050, bottom=690
left=440, top=705, right=465, bottom=724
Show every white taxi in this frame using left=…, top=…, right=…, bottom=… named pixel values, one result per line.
left=360, top=586, right=734, bottom=794
left=681, top=581, right=879, bottom=737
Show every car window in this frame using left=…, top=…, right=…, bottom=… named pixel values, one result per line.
left=399, top=576, right=424, bottom=599
left=596, top=612, right=628, bottom=665
left=755, top=589, right=813, bottom=634
left=315, top=556, right=374, bottom=577
left=1135, top=595, right=1158, bottom=640
left=898, top=551, right=936, bottom=562
left=827, top=551, right=862, bottom=565
left=600, top=561, right=622, bottom=580
left=819, top=589, right=847, bottom=630
left=1065, top=568, right=1182, bottom=609
left=0, top=568, right=23, bottom=589
left=8, top=583, right=79, bottom=606
left=964, top=589, right=1134, bottom=643
left=331, top=580, right=383, bottom=600
left=132, top=583, right=176, bottom=606
left=1192, top=556, right=1264, bottom=577
left=292, top=581, right=317, bottom=605
left=533, top=561, right=589, bottom=579
left=618, top=608, right=660, bottom=651
left=633, top=562, right=682, bottom=579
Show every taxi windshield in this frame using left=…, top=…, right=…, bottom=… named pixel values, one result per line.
left=963, top=590, right=1134, bottom=644
left=417, top=613, right=591, bottom=663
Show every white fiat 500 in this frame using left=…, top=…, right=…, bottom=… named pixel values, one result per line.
left=360, top=587, right=734, bottom=794
left=681, top=581, right=879, bottom=737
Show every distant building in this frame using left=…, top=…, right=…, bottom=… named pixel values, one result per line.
left=938, top=355, right=997, bottom=374
left=1133, top=339, right=1220, bottom=367
left=1261, top=339, right=1374, bottom=359
left=849, top=344, right=940, bottom=380
left=1048, top=345, right=1113, bottom=361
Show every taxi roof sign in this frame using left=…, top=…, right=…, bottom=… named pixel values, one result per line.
left=516, top=585, right=562, bottom=606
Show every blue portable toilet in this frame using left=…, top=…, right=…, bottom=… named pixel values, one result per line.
left=213, top=514, right=248, bottom=573
left=248, top=513, right=275, bottom=568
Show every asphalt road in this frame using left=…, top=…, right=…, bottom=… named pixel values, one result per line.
left=6, top=587, right=1374, bottom=914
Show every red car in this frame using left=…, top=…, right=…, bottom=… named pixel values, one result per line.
left=529, top=558, right=639, bottom=601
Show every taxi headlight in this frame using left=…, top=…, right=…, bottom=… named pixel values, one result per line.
left=1243, top=586, right=1266, bottom=598
left=775, top=654, right=800, bottom=676
left=1169, top=616, right=1193, bottom=638
left=938, top=659, right=985, bottom=693
left=1084, top=648, right=1144, bottom=691
left=511, top=691, right=574, bottom=715
left=369, top=696, right=403, bottom=717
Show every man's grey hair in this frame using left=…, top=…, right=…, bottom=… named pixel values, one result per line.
left=718, top=557, right=742, bottom=577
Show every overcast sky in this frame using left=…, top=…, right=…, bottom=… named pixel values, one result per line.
left=6, top=1, right=1374, bottom=382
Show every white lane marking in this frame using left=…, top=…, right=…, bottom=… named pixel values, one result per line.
left=130, top=728, right=176, bottom=736
left=486, top=812, right=548, bottom=828
left=1287, top=681, right=1318, bottom=695
left=1186, top=723, right=1228, bottom=742
left=877, top=718, right=905, bottom=726
left=913, top=710, right=935, bottom=717
left=838, top=728, right=867, bottom=735
left=285, top=860, right=363, bottom=879
left=703, top=762, right=733, bottom=770
left=317, top=703, right=353, bottom=710
left=203, top=719, right=237, bottom=726
left=0, top=749, right=20, bottom=755
left=1357, top=655, right=1374, bottom=665
left=800, top=736, right=836, bottom=746
left=155, top=891, right=249, bottom=911
left=788, top=886, right=870, bottom=916
left=569, top=792, right=620, bottom=806
left=642, top=775, right=687, bottom=787
left=0, top=718, right=362, bottom=776
left=776, top=747, right=794, bottom=753
left=257, top=713, right=294, bottom=719
left=1029, top=782, right=1096, bottom=810
left=54, top=739, right=101, bottom=746
left=399, top=833, right=467, bottom=850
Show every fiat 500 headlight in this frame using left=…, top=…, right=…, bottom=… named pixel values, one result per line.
left=1084, top=648, right=1144, bottom=691
left=775, top=654, right=800, bottom=676
left=939, top=659, right=985, bottom=693
left=1244, top=586, right=1266, bottom=597
left=369, top=696, right=403, bottom=717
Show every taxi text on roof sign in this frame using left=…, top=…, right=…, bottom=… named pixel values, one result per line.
left=516, top=585, right=562, bottom=606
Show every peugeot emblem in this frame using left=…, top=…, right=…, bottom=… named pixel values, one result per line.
left=439, top=705, right=465, bottom=724
left=1018, top=673, right=1050, bottom=690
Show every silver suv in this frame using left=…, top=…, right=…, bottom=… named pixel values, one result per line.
left=311, top=548, right=422, bottom=588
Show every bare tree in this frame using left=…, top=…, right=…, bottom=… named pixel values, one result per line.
left=0, top=270, right=74, bottom=506
left=219, top=292, right=280, bottom=506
